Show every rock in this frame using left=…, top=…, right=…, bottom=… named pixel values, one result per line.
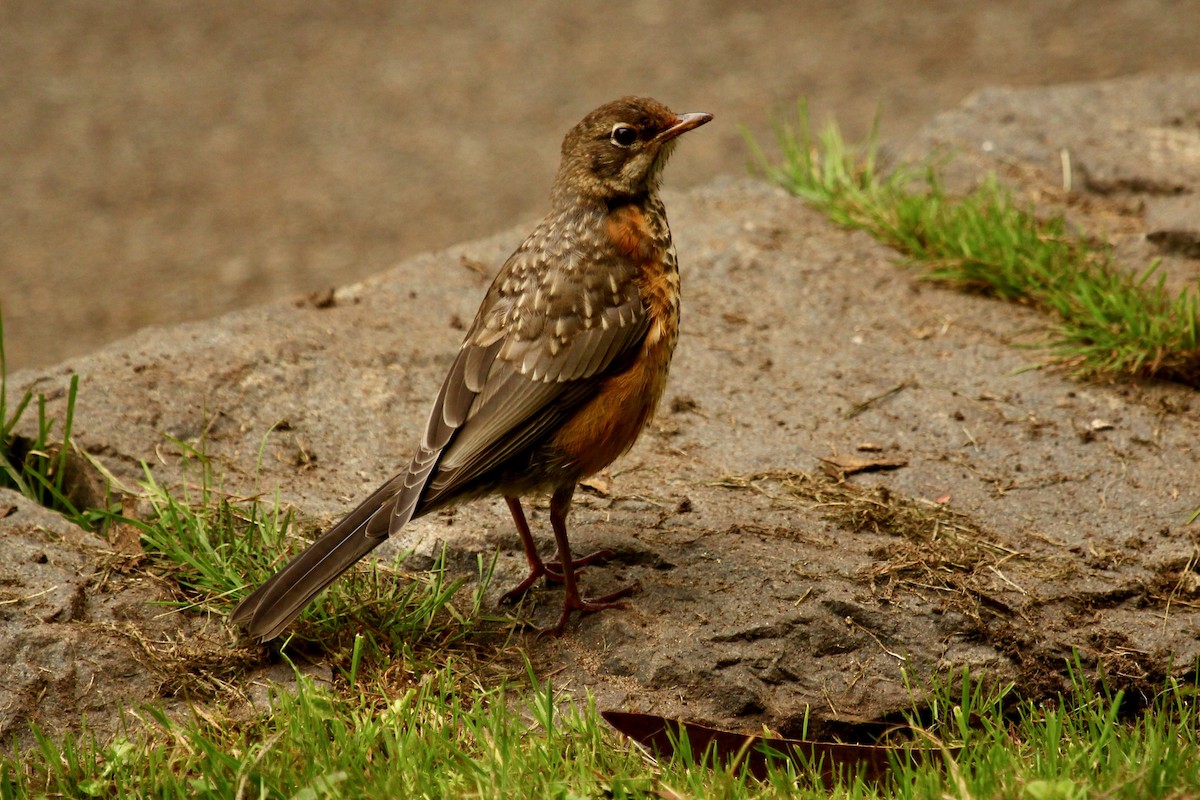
left=5, top=75, right=1200, bottom=744
left=0, top=490, right=220, bottom=747
left=1147, top=194, right=1200, bottom=258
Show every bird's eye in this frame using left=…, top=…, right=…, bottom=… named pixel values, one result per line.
left=610, top=124, right=638, bottom=147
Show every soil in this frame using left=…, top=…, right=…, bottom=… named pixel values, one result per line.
left=5, top=1, right=1200, bottom=371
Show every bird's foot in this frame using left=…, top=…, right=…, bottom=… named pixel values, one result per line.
left=538, top=581, right=640, bottom=639
left=544, top=547, right=616, bottom=580
left=499, top=548, right=617, bottom=603
left=498, top=569, right=544, bottom=605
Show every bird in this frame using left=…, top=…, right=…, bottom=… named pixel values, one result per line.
left=231, top=96, right=712, bottom=641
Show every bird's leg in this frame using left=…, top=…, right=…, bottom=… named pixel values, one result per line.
left=498, top=497, right=550, bottom=604
left=543, top=483, right=637, bottom=637
left=498, top=494, right=617, bottom=604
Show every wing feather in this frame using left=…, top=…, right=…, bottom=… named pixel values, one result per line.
left=407, top=241, right=649, bottom=508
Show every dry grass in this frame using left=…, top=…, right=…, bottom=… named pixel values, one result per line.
left=714, top=470, right=1027, bottom=619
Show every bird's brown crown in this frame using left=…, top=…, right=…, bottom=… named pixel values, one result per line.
left=553, top=96, right=712, bottom=203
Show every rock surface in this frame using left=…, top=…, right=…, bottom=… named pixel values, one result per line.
left=0, top=489, right=212, bottom=744
left=3, top=74, right=1200, bottom=745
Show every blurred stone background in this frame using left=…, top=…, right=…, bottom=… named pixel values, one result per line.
left=3, top=0, right=1199, bottom=370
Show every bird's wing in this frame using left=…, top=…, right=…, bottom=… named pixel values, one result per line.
left=395, top=237, right=650, bottom=515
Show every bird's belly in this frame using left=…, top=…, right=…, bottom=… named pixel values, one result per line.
left=551, top=324, right=675, bottom=478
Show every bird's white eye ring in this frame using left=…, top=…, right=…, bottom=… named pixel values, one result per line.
left=610, top=124, right=637, bottom=147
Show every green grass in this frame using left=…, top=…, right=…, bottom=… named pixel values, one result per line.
left=748, top=103, right=1200, bottom=387
left=5, top=656, right=1199, bottom=798
left=0, top=309, right=110, bottom=529
left=120, top=441, right=502, bottom=674
left=9, top=445, right=1200, bottom=797
left=3, top=365, right=1198, bottom=799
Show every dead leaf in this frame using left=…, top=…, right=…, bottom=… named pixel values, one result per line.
left=0, top=504, right=15, bottom=519
left=109, top=520, right=145, bottom=557
left=579, top=475, right=611, bottom=496
left=303, top=287, right=336, bottom=309
left=603, top=710, right=953, bottom=787
left=819, top=454, right=908, bottom=481
left=108, top=496, right=145, bottom=556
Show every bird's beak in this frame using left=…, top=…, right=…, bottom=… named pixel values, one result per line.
left=653, top=111, right=714, bottom=144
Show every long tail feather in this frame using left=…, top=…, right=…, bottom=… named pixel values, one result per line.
left=230, top=476, right=405, bottom=641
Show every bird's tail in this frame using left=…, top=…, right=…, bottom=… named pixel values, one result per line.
left=230, top=475, right=406, bottom=642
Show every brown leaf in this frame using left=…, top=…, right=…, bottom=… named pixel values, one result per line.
left=579, top=475, right=611, bottom=497
left=109, top=520, right=145, bottom=557
left=819, top=454, right=908, bottom=481
left=602, top=710, right=953, bottom=787
left=108, top=496, right=145, bottom=556
left=459, top=255, right=491, bottom=276
left=302, top=287, right=337, bottom=308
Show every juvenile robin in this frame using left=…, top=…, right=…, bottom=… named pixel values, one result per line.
left=231, top=97, right=712, bottom=640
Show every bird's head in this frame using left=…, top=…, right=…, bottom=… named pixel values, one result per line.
left=554, top=96, right=712, bottom=203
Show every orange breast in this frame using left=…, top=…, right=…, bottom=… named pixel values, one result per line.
left=553, top=202, right=680, bottom=477
left=551, top=333, right=673, bottom=477
left=605, top=205, right=656, bottom=261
